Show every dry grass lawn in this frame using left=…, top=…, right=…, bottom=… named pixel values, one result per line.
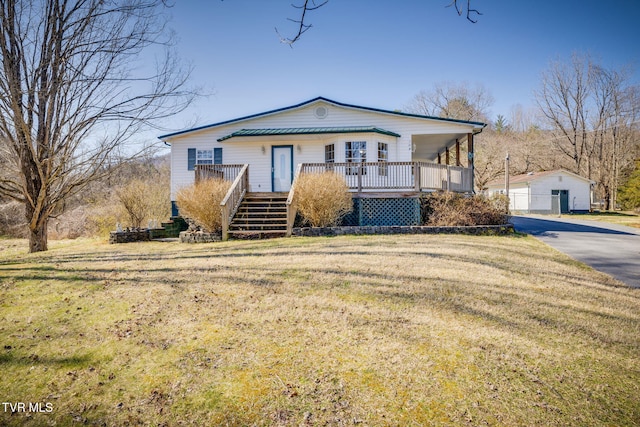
left=0, top=234, right=639, bottom=426
left=565, top=211, right=640, bottom=228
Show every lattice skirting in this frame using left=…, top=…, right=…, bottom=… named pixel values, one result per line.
left=341, top=198, right=421, bottom=227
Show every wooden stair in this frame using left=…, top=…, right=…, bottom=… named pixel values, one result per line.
left=228, top=192, right=288, bottom=238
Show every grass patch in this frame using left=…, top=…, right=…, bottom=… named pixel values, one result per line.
left=1, top=235, right=639, bottom=426
left=566, top=211, right=640, bottom=228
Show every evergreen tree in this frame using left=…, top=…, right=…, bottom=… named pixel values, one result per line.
left=618, top=161, right=640, bottom=211
left=494, top=115, right=509, bottom=133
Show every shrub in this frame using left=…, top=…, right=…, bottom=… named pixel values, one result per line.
left=421, top=192, right=508, bottom=226
left=294, top=172, right=352, bottom=227
left=116, top=178, right=170, bottom=228
left=176, top=178, right=231, bottom=232
left=0, top=200, right=26, bottom=237
left=117, top=179, right=149, bottom=228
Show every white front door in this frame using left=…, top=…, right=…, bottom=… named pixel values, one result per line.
left=272, top=145, right=293, bottom=192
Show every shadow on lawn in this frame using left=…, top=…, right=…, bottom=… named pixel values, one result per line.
left=0, top=351, right=92, bottom=367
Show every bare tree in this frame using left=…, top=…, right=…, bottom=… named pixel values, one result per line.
left=536, top=54, right=639, bottom=209
left=406, top=82, right=494, bottom=122
left=0, top=0, right=194, bottom=252
left=590, top=70, right=640, bottom=209
left=535, top=54, right=595, bottom=175
left=473, top=132, right=507, bottom=192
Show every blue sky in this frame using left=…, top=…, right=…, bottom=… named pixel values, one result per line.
left=162, top=0, right=640, bottom=131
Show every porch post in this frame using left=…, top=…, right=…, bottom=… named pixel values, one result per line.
left=455, top=139, right=461, bottom=167
left=221, top=207, right=229, bottom=241
left=445, top=147, right=450, bottom=165
left=467, top=133, right=475, bottom=193
left=437, top=153, right=441, bottom=164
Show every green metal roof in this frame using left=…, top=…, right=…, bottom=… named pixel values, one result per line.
left=217, top=126, right=401, bottom=142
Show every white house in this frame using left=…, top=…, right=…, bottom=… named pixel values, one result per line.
left=486, top=170, right=594, bottom=214
left=159, top=97, right=486, bottom=237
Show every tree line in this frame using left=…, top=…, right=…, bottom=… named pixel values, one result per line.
left=406, top=56, right=640, bottom=210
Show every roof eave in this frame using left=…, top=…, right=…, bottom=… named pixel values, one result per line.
left=159, top=96, right=487, bottom=141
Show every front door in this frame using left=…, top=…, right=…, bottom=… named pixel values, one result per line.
left=272, top=145, right=293, bottom=192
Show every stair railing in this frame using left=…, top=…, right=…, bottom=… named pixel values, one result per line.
left=220, top=164, right=249, bottom=241
left=285, top=163, right=304, bottom=237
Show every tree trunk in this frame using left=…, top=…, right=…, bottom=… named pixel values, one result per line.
left=29, top=223, right=48, bottom=252
left=603, top=186, right=611, bottom=211
left=26, top=206, right=48, bottom=253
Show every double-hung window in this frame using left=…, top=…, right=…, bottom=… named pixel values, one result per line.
left=345, top=141, right=366, bottom=175
left=197, top=149, right=213, bottom=165
left=377, top=142, right=388, bottom=176
left=324, top=144, right=335, bottom=171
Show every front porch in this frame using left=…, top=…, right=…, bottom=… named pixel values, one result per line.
left=194, top=162, right=473, bottom=239
left=195, top=161, right=472, bottom=193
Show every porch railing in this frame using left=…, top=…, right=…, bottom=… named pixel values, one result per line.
left=195, top=164, right=245, bottom=183
left=220, top=164, right=249, bottom=241
left=299, top=161, right=473, bottom=193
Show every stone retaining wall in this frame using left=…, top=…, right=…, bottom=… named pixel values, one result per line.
left=179, top=231, right=222, bottom=243
left=109, top=230, right=151, bottom=244
left=112, top=225, right=513, bottom=243
left=292, top=224, right=514, bottom=237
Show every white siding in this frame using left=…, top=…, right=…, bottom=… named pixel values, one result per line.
left=166, top=100, right=478, bottom=199
left=530, top=172, right=591, bottom=212
left=487, top=171, right=592, bottom=213
left=509, top=185, right=530, bottom=212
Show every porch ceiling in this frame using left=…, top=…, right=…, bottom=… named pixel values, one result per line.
left=411, top=133, right=468, bottom=161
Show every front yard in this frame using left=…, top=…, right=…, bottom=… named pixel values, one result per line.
left=0, top=235, right=638, bottom=426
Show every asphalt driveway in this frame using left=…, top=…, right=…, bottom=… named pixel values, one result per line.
left=510, top=215, right=640, bottom=288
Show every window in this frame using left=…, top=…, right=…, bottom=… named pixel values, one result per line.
left=197, top=149, right=213, bottom=165
left=188, top=148, right=222, bottom=171
left=378, top=142, right=388, bottom=176
left=324, top=144, right=335, bottom=171
left=345, top=141, right=366, bottom=175
left=325, top=144, right=335, bottom=163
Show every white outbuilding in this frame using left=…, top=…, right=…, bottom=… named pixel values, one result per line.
left=486, top=169, right=594, bottom=214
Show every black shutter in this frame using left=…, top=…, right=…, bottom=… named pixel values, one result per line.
left=214, top=147, right=222, bottom=165
left=187, top=148, right=196, bottom=171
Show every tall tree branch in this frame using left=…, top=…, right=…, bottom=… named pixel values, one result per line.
left=276, top=0, right=328, bottom=46
left=448, top=0, right=482, bottom=23
left=279, top=0, right=482, bottom=46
